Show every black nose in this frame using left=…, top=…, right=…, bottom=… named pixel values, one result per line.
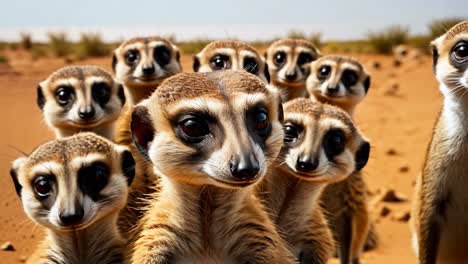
left=326, top=86, right=339, bottom=94
left=296, top=155, right=319, bottom=172
left=59, top=208, right=84, bottom=226
left=230, top=154, right=260, bottom=181
left=78, top=106, right=95, bottom=120
left=142, top=65, right=155, bottom=76
left=285, top=71, right=297, bottom=81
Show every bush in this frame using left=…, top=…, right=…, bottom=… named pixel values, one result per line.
left=309, top=33, right=322, bottom=49
left=31, top=46, right=48, bottom=60
left=287, top=30, right=307, bottom=40
left=428, top=18, right=466, bottom=39
left=0, top=55, right=8, bottom=64
left=367, top=25, right=409, bottom=54
left=177, top=39, right=212, bottom=55
left=20, top=32, right=33, bottom=50
left=48, top=32, right=71, bottom=57
left=76, top=33, right=110, bottom=59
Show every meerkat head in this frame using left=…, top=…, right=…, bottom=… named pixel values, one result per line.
left=431, top=20, right=468, bottom=98
left=112, top=36, right=182, bottom=105
left=193, top=40, right=270, bottom=83
left=9, top=133, right=135, bottom=231
left=37, top=66, right=125, bottom=138
left=306, top=55, right=370, bottom=112
left=265, top=38, right=320, bottom=93
left=131, top=71, right=284, bottom=188
left=279, top=98, right=370, bottom=183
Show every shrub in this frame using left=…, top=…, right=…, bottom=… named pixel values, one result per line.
left=76, top=33, right=110, bottom=59
left=20, top=32, right=33, bottom=50
left=309, top=33, right=322, bottom=49
left=429, top=18, right=466, bottom=39
left=0, top=55, right=8, bottom=64
left=31, top=46, right=48, bottom=60
left=177, top=39, right=212, bottom=55
left=48, top=32, right=71, bottom=57
left=287, top=30, right=307, bottom=39
left=367, top=25, right=409, bottom=54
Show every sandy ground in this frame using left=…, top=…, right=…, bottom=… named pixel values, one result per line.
left=0, top=50, right=440, bottom=263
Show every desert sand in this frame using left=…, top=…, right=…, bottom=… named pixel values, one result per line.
left=0, top=50, right=439, bottom=263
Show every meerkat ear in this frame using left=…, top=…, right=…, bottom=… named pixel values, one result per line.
left=112, top=52, right=117, bottom=73
left=355, top=141, right=370, bottom=171
left=278, top=97, right=284, bottom=123
left=363, top=75, right=371, bottom=93
left=263, top=61, right=271, bottom=83
left=120, top=149, right=135, bottom=186
left=192, top=55, right=200, bottom=72
left=431, top=43, right=439, bottom=74
left=131, top=105, right=155, bottom=162
left=117, top=84, right=126, bottom=106
left=37, top=83, right=46, bottom=110
left=175, top=50, right=181, bottom=64
left=10, top=157, right=27, bottom=198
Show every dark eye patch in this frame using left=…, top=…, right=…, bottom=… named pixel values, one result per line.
left=297, top=52, right=314, bottom=66
left=450, top=41, right=468, bottom=72
left=78, top=161, right=109, bottom=201
left=323, top=129, right=346, bottom=161
left=341, top=69, right=359, bottom=88
left=154, top=45, right=171, bottom=66
left=243, top=57, right=259, bottom=75
left=92, top=82, right=111, bottom=107
left=246, top=104, right=272, bottom=149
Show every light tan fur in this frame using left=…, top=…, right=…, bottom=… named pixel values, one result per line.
left=112, top=36, right=182, bottom=106
left=194, top=40, right=269, bottom=83
left=130, top=71, right=296, bottom=264
left=10, top=133, right=135, bottom=264
left=265, top=38, right=321, bottom=101
left=411, top=20, right=468, bottom=264
left=257, top=98, right=370, bottom=264
left=307, top=55, right=375, bottom=263
left=37, top=65, right=125, bottom=139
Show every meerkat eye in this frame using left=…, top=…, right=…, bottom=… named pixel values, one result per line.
left=125, top=49, right=140, bottom=65
left=210, top=55, right=230, bottom=70
left=297, top=52, right=314, bottom=66
left=55, top=86, right=75, bottom=106
left=179, top=116, right=210, bottom=143
left=92, top=82, right=111, bottom=106
left=453, top=42, right=468, bottom=61
left=273, top=51, right=286, bottom=67
left=284, top=123, right=301, bottom=144
left=323, top=129, right=346, bottom=159
left=254, top=111, right=269, bottom=131
left=341, top=70, right=359, bottom=87
left=33, top=175, right=53, bottom=198
left=243, top=57, right=259, bottom=75
left=317, top=65, right=331, bottom=80
left=78, top=162, right=109, bottom=199
left=154, top=46, right=171, bottom=66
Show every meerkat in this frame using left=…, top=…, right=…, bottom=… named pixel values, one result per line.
left=257, top=98, right=370, bottom=264
left=411, top=20, right=468, bottom=264
left=112, top=36, right=182, bottom=106
left=9, top=132, right=136, bottom=264
left=307, top=55, right=377, bottom=263
left=37, top=65, right=125, bottom=139
left=265, top=38, right=321, bottom=101
left=129, top=70, right=296, bottom=263
left=193, top=40, right=270, bottom=83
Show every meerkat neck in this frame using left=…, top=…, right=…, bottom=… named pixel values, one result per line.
left=47, top=214, right=125, bottom=264
left=125, top=84, right=160, bottom=106
left=54, top=123, right=115, bottom=140
left=267, top=168, right=325, bottom=226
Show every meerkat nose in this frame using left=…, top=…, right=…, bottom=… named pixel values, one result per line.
left=296, top=155, right=319, bottom=172
left=230, top=153, right=260, bottom=180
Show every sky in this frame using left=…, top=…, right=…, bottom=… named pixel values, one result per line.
left=1, top=0, right=467, bottom=42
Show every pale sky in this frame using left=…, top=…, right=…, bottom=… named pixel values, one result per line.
left=1, top=0, right=467, bottom=42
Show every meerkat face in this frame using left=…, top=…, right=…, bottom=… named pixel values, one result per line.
left=265, top=38, right=320, bottom=88
left=131, top=71, right=284, bottom=189
left=307, top=56, right=370, bottom=107
left=9, top=133, right=135, bottom=231
left=431, top=21, right=468, bottom=95
left=280, top=99, right=370, bottom=183
left=112, top=37, right=182, bottom=88
left=193, top=41, right=270, bottom=83
left=37, top=66, right=125, bottom=131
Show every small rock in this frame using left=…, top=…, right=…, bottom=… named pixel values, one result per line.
left=384, top=82, right=399, bottom=96
left=386, top=148, right=398, bottom=156
left=399, top=166, right=410, bottom=173
left=19, top=256, right=28, bottom=262
left=379, top=206, right=392, bottom=217
left=393, top=59, right=402, bottom=67
left=372, top=61, right=381, bottom=70
left=392, top=210, right=411, bottom=222
left=1, top=241, right=15, bottom=251
left=373, top=188, right=408, bottom=203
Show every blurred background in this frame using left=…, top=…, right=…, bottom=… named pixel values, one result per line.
left=0, top=1, right=466, bottom=263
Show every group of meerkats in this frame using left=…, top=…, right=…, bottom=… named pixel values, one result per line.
left=8, top=20, right=468, bottom=264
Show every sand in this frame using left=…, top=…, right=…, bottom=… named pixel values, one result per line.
left=0, top=50, right=440, bottom=263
